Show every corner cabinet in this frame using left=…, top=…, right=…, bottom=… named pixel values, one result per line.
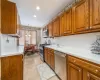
left=90, top=0, right=100, bottom=31
left=73, top=0, right=90, bottom=33
left=1, top=55, right=23, bottom=80
left=1, top=0, right=20, bottom=34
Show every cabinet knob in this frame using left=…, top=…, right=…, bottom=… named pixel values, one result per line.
left=86, top=27, right=89, bottom=30
left=74, top=60, right=76, bottom=63
left=90, top=27, right=92, bottom=29
left=95, top=70, right=99, bottom=73
left=87, top=73, right=90, bottom=77
left=96, top=18, right=98, bottom=22
left=79, top=70, right=81, bottom=72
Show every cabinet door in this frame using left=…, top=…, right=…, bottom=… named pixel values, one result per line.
left=90, top=0, right=100, bottom=30
left=1, top=0, right=17, bottom=34
left=50, top=52, right=55, bottom=70
left=48, top=22, right=53, bottom=37
left=60, top=13, right=65, bottom=36
left=47, top=52, right=51, bottom=66
left=64, top=9, right=72, bottom=35
left=68, top=63, right=82, bottom=80
left=1, top=55, right=23, bottom=80
left=83, top=70, right=100, bottom=80
left=56, top=17, right=60, bottom=37
left=73, top=0, right=89, bottom=33
left=53, top=20, right=56, bottom=36
left=53, top=17, right=60, bottom=37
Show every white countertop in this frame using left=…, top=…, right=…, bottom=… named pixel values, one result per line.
left=0, top=46, right=24, bottom=57
left=46, top=45, right=100, bottom=65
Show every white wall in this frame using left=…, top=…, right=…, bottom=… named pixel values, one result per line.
left=1, top=34, right=18, bottom=53
left=54, top=32, right=100, bottom=50
left=36, top=30, right=41, bottom=47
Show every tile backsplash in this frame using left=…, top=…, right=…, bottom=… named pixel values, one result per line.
left=54, top=32, right=100, bottom=50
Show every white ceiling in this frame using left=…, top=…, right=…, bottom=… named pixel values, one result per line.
left=9, top=0, right=74, bottom=27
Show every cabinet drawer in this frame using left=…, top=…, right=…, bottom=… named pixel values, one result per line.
left=68, top=56, right=100, bottom=77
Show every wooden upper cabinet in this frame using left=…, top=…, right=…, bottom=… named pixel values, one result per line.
left=53, top=17, right=60, bottom=37
left=68, top=63, right=82, bottom=80
left=60, top=13, right=65, bottom=36
left=73, top=0, right=89, bottom=33
left=90, top=0, right=100, bottom=30
left=83, top=70, right=100, bottom=80
left=48, top=22, right=53, bottom=37
left=1, top=0, right=17, bottom=34
left=64, top=9, right=72, bottom=35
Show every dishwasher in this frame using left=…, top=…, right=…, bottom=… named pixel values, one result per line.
left=54, top=50, right=67, bottom=80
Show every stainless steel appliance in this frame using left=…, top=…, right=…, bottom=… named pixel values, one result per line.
left=55, top=51, right=67, bottom=80
left=43, top=29, right=48, bottom=38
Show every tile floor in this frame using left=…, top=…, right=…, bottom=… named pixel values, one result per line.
left=24, top=53, right=59, bottom=80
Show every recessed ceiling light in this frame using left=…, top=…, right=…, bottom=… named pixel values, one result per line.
left=36, top=6, right=40, bottom=10
left=33, top=15, right=36, bottom=18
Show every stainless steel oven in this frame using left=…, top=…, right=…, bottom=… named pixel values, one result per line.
left=54, top=51, right=67, bottom=80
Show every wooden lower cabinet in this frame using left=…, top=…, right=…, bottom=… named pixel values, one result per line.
left=1, top=55, right=23, bottom=80
left=83, top=70, right=100, bottom=80
left=68, top=63, right=82, bottom=80
left=50, top=52, right=55, bottom=70
left=47, top=52, right=51, bottom=66
left=68, top=56, right=100, bottom=80
left=44, top=48, right=55, bottom=70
